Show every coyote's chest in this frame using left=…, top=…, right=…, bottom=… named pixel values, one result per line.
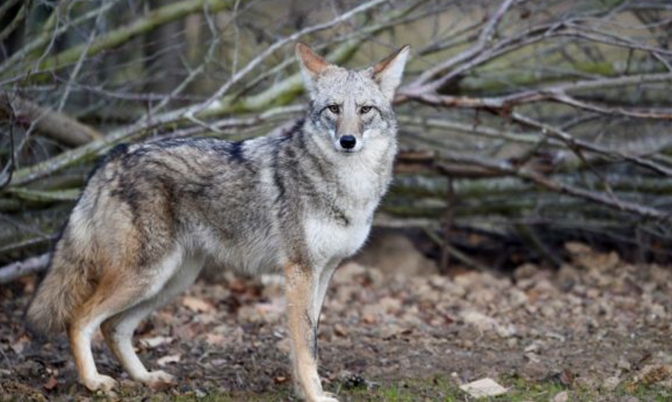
left=303, top=207, right=374, bottom=264
left=303, top=159, right=389, bottom=264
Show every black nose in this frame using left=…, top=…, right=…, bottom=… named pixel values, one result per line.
left=339, top=135, right=357, bottom=149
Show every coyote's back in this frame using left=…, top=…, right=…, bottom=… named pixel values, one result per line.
left=26, top=43, right=409, bottom=401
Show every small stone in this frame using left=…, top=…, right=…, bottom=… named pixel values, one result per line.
left=459, top=378, right=507, bottom=398
left=552, top=391, right=569, bottom=402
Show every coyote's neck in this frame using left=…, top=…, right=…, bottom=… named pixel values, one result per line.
left=296, top=120, right=397, bottom=206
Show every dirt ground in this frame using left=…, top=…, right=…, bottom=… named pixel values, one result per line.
left=1, top=240, right=672, bottom=401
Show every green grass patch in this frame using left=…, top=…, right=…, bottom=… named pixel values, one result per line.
left=104, top=376, right=672, bottom=401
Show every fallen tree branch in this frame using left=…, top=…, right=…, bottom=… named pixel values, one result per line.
left=0, top=253, right=49, bottom=284
left=0, top=93, right=103, bottom=146
left=436, top=155, right=669, bottom=221
left=399, top=73, right=672, bottom=118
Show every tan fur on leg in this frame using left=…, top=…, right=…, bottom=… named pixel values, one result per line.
left=284, top=263, right=338, bottom=402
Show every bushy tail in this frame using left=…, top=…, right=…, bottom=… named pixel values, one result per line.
left=25, top=253, right=94, bottom=335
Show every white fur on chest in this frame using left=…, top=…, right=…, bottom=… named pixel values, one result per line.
left=305, top=150, right=389, bottom=265
left=304, top=213, right=372, bottom=265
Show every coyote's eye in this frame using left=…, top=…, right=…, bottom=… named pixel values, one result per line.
left=327, top=105, right=340, bottom=114
left=360, top=106, right=372, bottom=114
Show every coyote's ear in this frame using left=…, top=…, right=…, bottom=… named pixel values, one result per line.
left=295, top=43, right=329, bottom=96
left=371, top=45, right=410, bottom=101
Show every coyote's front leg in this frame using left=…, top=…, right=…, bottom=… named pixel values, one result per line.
left=284, top=263, right=338, bottom=402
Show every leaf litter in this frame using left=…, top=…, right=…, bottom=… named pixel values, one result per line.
left=0, top=243, right=671, bottom=399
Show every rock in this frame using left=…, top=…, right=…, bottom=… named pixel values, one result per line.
left=514, top=263, right=539, bottom=281
left=461, top=310, right=498, bottom=333
left=460, top=310, right=514, bottom=338
left=565, top=242, right=592, bottom=255
left=576, top=250, right=620, bottom=272
left=557, top=264, right=579, bottom=291
left=508, top=288, right=529, bottom=307
left=552, top=391, right=569, bottom=402
left=354, top=231, right=438, bottom=278
left=332, top=262, right=367, bottom=285
left=459, top=378, right=507, bottom=398
left=378, top=296, right=402, bottom=314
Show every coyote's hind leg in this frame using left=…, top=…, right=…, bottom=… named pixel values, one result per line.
left=101, top=254, right=203, bottom=389
left=69, top=277, right=151, bottom=393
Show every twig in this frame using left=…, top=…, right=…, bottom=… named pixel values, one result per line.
left=18, top=0, right=238, bottom=76
left=410, top=0, right=515, bottom=88
left=0, top=4, right=25, bottom=43
left=56, top=3, right=107, bottom=113
left=0, top=0, right=119, bottom=79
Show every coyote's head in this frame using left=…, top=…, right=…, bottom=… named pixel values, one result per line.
left=296, top=43, right=409, bottom=154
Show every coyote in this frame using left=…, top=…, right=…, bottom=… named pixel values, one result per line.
left=26, top=42, right=409, bottom=401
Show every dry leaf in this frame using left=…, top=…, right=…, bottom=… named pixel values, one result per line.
left=334, top=324, right=348, bottom=337
left=157, top=354, right=181, bottom=366
left=205, top=333, right=227, bottom=346
left=11, top=334, right=29, bottom=354
left=43, top=376, right=58, bottom=391
left=139, top=336, right=173, bottom=348
left=182, top=296, right=214, bottom=313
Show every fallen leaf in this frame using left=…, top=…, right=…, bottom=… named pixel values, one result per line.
left=205, top=333, right=227, bottom=346
left=459, top=378, right=507, bottom=398
left=334, top=324, right=349, bottom=337
left=632, top=364, right=672, bottom=386
left=182, top=296, right=214, bottom=313
left=157, top=354, right=181, bottom=366
left=139, top=336, right=173, bottom=348
left=43, top=376, right=58, bottom=391
left=11, top=335, right=29, bottom=354
left=273, top=376, right=289, bottom=384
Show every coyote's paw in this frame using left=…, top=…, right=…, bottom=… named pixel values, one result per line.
left=140, top=370, right=177, bottom=390
left=82, top=374, right=117, bottom=393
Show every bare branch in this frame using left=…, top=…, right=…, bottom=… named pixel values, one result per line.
left=0, top=253, right=50, bottom=284
left=0, top=93, right=104, bottom=146
left=410, top=0, right=515, bottom=89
